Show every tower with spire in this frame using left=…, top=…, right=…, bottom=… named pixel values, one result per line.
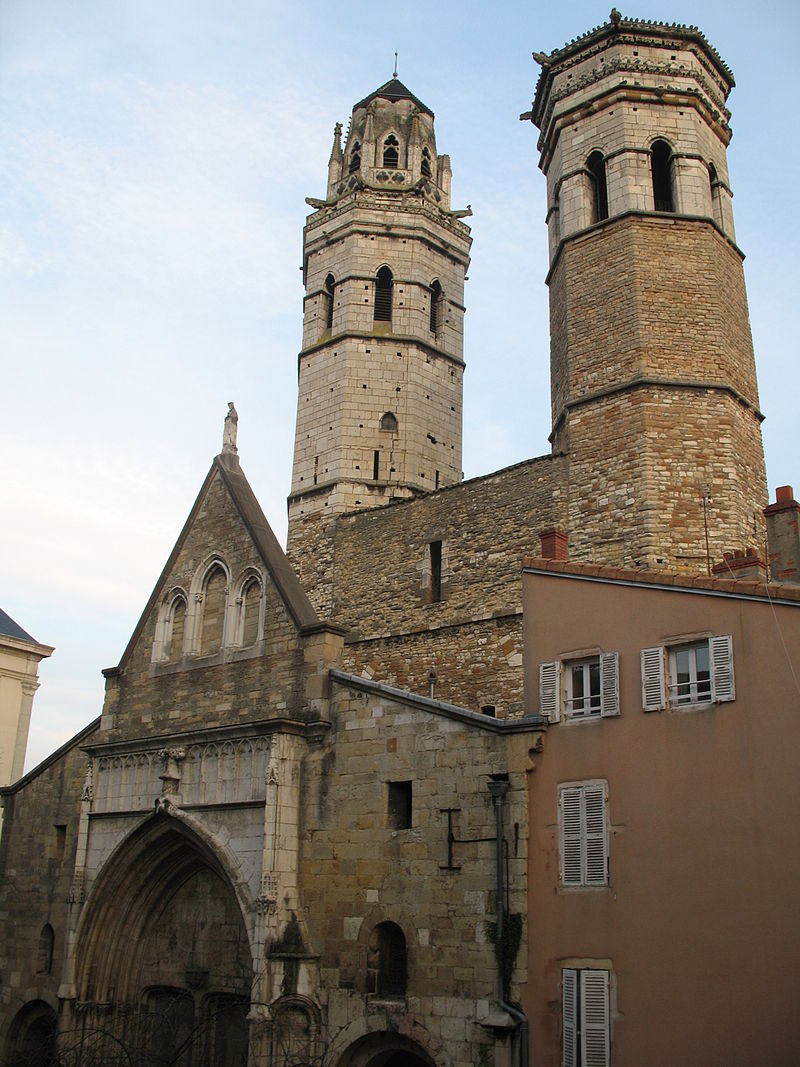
left=287, top=75, right=472, bottom=561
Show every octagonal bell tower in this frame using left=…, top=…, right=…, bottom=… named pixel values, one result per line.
left=288, top=77, right=472, bottom=554
left=523, top=11, right=768, bottom=572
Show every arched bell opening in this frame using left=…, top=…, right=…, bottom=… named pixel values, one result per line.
left=73, top=815, right=253, bottom=1067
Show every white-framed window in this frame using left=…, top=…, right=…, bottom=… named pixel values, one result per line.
left=641, top=635, right=734, bottom=711
left=562, top=967, right=610, bottom=1067
left=559, top=781, right=608, bottom=888
left=539, top=653, right=619, bottom=723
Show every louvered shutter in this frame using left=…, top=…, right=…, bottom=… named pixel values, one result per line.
left=580, top=970, right=610, bottom=1067
left=583, top=783, right=608, bottom=886
left=561, top=968, right=577, bottom=1067
left=641, top=646, right=665, bottom=711
left=599, top=652, right=619, bottom=717
left=540, top=661, right=561, bottom=722
left=709, top=635, right=735, bottom=703
left=559, top=786, right=583, bottom=886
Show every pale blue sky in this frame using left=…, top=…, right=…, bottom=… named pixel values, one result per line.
left=2, top=1, right=797, bottom=770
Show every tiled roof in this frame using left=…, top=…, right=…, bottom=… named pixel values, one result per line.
left=522, top=557, right=800, bottom=604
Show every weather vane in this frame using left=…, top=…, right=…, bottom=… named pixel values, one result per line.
left=393, top=51, right=398, bottom=78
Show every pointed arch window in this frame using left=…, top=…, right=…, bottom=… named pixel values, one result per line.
left=238, top=573, right=263, bottom=647
left=587, top=151, right=608, bottom=223
left=374, top=266, right=393, bottom=322
left=651, top=139, right=675, bottom=213
left=349, top=140, right=361, bottom=174
left=383, top=134, right=399, bottom=169
left=165, top=595, right=187, bottom=661
left=324, top=273, right=335, bottom=332
left=429, top=280, right=443, bottom=336
left=37, top=924, right=55, bottom=974
left=200, top=564, right=228, bottom=655
left=421, top=146, right=432, bottom=179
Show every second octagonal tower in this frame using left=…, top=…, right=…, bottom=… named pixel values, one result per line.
left=288, top=77, right=472, bottom=545
left=525, top=13, right=768, bottom=571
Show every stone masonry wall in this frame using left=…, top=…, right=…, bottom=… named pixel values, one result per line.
left=300, top=679, right=530, bottom=1067
left=102, top=470, right=307, bottom=744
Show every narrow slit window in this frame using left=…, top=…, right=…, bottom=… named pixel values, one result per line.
left=429, top=280, right=443, bottom=335
left=373, top=450, right=380, bottom=480
left=587, top=151, right=608, bottom=222
left=651, top=139, right=674, bottom=212
left=324, top=273, right=335, bottom=331
left=374, top=266, right=393, bottom=322
left=429, top=540, right=442, bottom=603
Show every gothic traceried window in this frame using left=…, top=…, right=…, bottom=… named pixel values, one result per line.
left=383, top=134, right=399, bottom=169
left=421, top=146, right=432, bottom=178
left=349, top=140, right=361, bottom=174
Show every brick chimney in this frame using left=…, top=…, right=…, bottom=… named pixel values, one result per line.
left=540, top=528, right=568, bottom=561
left=712, top=547, right=767, bottom=582
left=764, top=485, right=800, bottom=584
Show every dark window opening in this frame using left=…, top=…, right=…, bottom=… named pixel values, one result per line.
left=421, top=147, right=432, bottom=178
left=349, top=141, right=361, bottom=174
left=368, top=922, right=408, bottom=1000
left=324, top=273, right=335, bottom=331
left=708, top=161, right=718, bottom=196
left=481, top=704, right=496, bottom=717
left=37, top=924, right=54, bottom=974
left=373, top=450, right=380, bottom=480
left=587, top=151, right=608, bottom=222
left=435, top=469, right=440, bottom=490
left=380, top=411, right=398, bottom=432
left=388, top=780, right=412, bottom=829
left=383, top=134, right=399, bottom=169
left=374, top=266, right=393, bottom=322
left=54, top=824, right=67, bottom=861
left=429, top=279, right=443, bottom=335
left=429, top=540, right=442, bottom=603
left=651, top=139, right=674, bottom=212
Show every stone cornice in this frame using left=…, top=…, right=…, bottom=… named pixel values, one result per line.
left=82, top=716, right=331, bottom=758
left=297, top=330, right=465, bottom=370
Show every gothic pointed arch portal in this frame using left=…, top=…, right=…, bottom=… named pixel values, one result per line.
left=73, top=814, right=253, bottom=1067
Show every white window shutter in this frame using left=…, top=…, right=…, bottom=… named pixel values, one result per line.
left=540, top=661, right=561, bottom=722
left=581, top=970, right=610, bottom=1067
left=599, top=652, right=619, bottom=717
left=709, top=635, right=735, bottom=703
left=583, top=783, right=608, bottom=886
left=641, top=646, right=665, bottom=711
left=562, top=968, right=578, bottom=1067
left=559, top=787, right=583, bottom=886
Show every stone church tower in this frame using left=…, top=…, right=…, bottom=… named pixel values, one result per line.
left=524, top=13, right=768, bottom=571
left=288, top=77, right=472, bottom=545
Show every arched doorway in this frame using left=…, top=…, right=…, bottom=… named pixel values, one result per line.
left=4, top=1000, right=57, bottom=1067
left=73, top=815, right=252, bottom=1067
left=336, top=1031, right=437, bottom=1067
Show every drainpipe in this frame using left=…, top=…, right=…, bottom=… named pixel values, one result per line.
left=488, top=776, right=529, bottom=1067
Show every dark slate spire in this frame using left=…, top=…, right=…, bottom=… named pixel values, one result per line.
left=353, top=76, right=434, bottom=119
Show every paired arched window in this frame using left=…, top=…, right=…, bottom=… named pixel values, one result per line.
left=374, top=266, right=393, bottom=322
left=324, top=273, right=335, bottom=332
left=237, top=574, right=262, bottom=647
left=349, top=140, right=361, bottom=174
left=651, top=139, right=675, bottom=213
left=383, top=134, right=399, bottom=169
left=153, top=590, right=188, bottom=663
left=421, top=147, right=432, bottom=179
left=367, top=922, right=407, bottom=999
left=586, top=151, right=609, bottom=223
left=429, top=280, right=443, bottom=336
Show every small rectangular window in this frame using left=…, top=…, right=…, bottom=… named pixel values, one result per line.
left=388, top=781, right=412, bottom=829
left=54, top=824, right=67, bottom=862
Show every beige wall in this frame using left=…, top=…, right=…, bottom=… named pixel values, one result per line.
left=521, top=564, right=800, bottom=1066
left=0, top=631, right=53, bottom=788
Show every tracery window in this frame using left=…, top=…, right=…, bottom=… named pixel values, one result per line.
left=349, top=140, right=361, bottom=174
left=421, top=146, right=432, bottom=178
left=383, top=134, right=399, bottom=168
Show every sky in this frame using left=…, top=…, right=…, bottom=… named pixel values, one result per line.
left=1, top=1, right=798, bottom=773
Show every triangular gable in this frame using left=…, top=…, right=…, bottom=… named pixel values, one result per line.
left=111, top=454, right=319, bottom=674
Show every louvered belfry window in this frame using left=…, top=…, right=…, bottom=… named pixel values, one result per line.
left=559, top=781, right=608, bottom=888
left=383, top=134, right=399, bottom=169
left=421, top=146, right=432, bottom=178
left=429, top=280, right=443, bottom=335
left=562, top=968, right=611, bottom=1067
left=374, top=266, right=393, bottom=322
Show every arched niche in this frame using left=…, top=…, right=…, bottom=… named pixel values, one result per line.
left=4, top=1001, right=57, bottom=1067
